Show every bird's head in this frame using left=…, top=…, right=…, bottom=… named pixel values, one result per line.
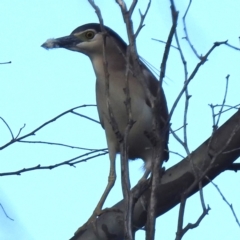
left=41, top=23, right=127, bottom=59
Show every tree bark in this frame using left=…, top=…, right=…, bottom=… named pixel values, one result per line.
left=70, top=110, right=240, bottom=240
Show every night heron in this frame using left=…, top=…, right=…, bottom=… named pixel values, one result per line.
left=42, top=23, right=169, bottom=219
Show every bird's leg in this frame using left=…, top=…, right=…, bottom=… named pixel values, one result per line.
left=88, top=152, right=116, bottom=221
left=74, top=154, right=116, bottom=234
left=75, top=154, right=116, bottom=235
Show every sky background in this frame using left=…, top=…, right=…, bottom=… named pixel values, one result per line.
left=1, top=0, right=240, bottom=239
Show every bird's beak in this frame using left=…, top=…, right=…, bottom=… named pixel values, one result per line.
left=41, top=35, right=82, bottom=50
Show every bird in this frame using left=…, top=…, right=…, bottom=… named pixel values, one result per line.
left=41, top=23, right=169, bottom=219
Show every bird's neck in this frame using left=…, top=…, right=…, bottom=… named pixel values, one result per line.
left=89, top=41, right=127, bottom=80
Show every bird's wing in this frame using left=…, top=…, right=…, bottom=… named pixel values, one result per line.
left=141, top=63, right=169, bottom=161
left=95, top=80, right=105, bottom=129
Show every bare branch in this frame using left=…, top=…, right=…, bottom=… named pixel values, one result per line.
left=151, top=38, right=179, bottom=50
left=134, top=1, right=151, bottom=38
left=182, top=0, right=201, bottom=59
left=169, top=150, right=185, bottom=159
left=19, top=140, right=107, bottom=151
left=115, top=1, right=155, bottom=239
left=15, top=124, right=26, bottom=139
left=169, top=40, right=228, bottom=119
left=146, top=2, right=178, bottom=240
left=0, top=203, right=14, bottom=221
left=116, top=0, right=154, bottom=107
left=159, top=3, right=178, bottom=85
left=212, top=103, right=240, bottom=115
left=176, top=182, right=210, bottom=240
left=88, top=0, right=104, bottom=26
left=199, top=181, right=207, bottom=211
left=0, top=150, right=108, bottom=177
left=207, top=177, right=240, bottom=228
left=172, top=4, right=191, bottom=157
left=176, top=203, right=210, bottom=239
left=0, top=116, right=14, bottom=139
left=213, top=75, right=230, bottom=131
left=170, top=127, right=188, bottom=153
left=71, top=111, right=100, bottom=124
left=0, top=105, right=96, bottom=151
left=225, top=42, right=240, bottom=51
left=175, top=103, right=240, bottom=239
left=171, top=124, right=186, bottom=134
left=128, top=0, right=137, bottom=17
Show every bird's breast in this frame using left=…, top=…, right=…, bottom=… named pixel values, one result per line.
left=96, top=73, right=154, bottom=160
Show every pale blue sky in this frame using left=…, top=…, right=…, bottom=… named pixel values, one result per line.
left=1, top=0, right=240, bottom=239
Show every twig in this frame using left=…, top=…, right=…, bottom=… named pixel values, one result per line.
left=88, top=0, right=104, bottom=26
left=213, top=75, right=230, bottom=131
left=176, top=203, right=210, bottom=239
left=15, top=124, right=26, bottom=139
left=225, top=42, right=240, bottom=51
left=121, top=35, right=135, bottom=240
left=212, top=103, right=240, bottom=115
left=0, top=61, right=11, bottom=64
left=176, top=182, right=210, bottom=240
left=115, top=2, right=136, bottom=239
left=199, top=181, right=207, bottom=211
left=116, top=1, right=154, bottom=239
left=146, top=2, right=178, bottom=240
left=170, top=127, right=188, bottom=153
left=0, top=105, right=96, bottom=150
left=116, top=0, right=154, bottom=107
left=182, top=0, right=201, bottom=59
left=173, top=9, right=192, bottom=157
left=71, top=111, right=100, bottom=124
left=159, top=2, right=178, bottom=86
left=87, top=1, right=122, bottom=232
left=19, top=140, right=107, bottom=151
left=0, top=203, right=14, bottom=221
left=152, top=38, right=178, bottom=50
left=0, top=151, right=108, bottom=177
left=176, top=195, right=186, bottom=240
left=171, top=124, right=186, bottom=134
left=134, top=1, right=151, bottom=38
left=88, top=0, right=122, bottom=140
left=183, top=90, right=191, bottom=154
left=169, top=40, right=228, bottom=119
left=207, top=176, right=240, bottom=228
left=0, top=116, right=14, bottom=139
left=175, top=71, right=239, bottom=239
left=169, top=150, right=185, bottom=159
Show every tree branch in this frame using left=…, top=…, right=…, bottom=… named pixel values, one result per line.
left=226, top=163, right=240, bottom=172
left=70, top=110, right=240, bottom=240
left=207, top=176, right=240, bottom=228
left=0, top=150, right=108, bottom=177
left=0, top=105, right=96, bottom=151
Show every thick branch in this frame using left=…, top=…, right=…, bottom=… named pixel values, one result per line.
left=70, top=110, right=240, bottom=240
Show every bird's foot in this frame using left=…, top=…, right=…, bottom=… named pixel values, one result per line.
left=73, top=207, right=122, bottom=237
left=73, top=208, right=101, bottom=236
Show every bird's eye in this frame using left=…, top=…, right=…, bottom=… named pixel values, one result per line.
left=85, top=31, right=95, bottom=39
